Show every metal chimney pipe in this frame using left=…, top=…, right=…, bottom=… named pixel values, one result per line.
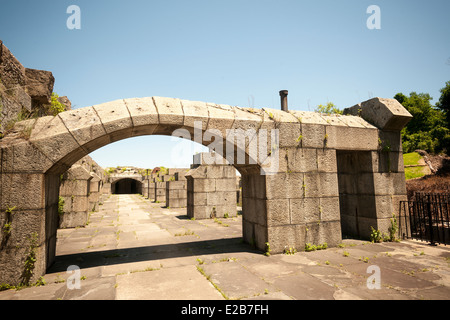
left=280, top=90, right=288, bottom=111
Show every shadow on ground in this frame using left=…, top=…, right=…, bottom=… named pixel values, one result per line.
left=48, top=237, right=258, bottom=273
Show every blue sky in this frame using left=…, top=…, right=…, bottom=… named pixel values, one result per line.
left=1, top=0, right=449, bottom=169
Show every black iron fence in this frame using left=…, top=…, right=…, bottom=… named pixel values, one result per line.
left=399, top=193, right=450, bottom=245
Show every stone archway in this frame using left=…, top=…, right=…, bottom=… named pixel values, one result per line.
left=0, top=96, right=411, bottom=285
left=112, top=178, right=143, bottom=195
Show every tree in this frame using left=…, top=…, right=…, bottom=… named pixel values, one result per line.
left=436, top=81, right=450, bottom=124
left=394, top=91, right=448, bottom=154
left=315, top=102, right=343, bottom=115
left=436, top=81, right=450, bottom=152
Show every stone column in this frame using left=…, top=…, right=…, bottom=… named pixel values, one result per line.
left=166, top=180, right=187, bottom=208
left=88, top=173, right=101, bottom=212
left=343, top=98, right=412, bottom=238
left=185, top=153, right=237, bottom=219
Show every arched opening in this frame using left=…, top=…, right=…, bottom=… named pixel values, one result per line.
left=41, top=108, right=266, bottom=274
left=112, top=178, right=143, bottom=195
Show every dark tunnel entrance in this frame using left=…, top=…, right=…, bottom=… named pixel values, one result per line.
left=112, top=178, right=143, bottom=195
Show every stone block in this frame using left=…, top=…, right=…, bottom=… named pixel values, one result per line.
left=152, top=96, right=184, bottom=127
left=206, top=166, right=224, bottom=179
left=207, top=191, right=235, bottom=206
left=206, top=104, right=235, bottom=138
left=265, top=172, right=304, bottom=200
left=191, top=178, right=216, bottom=193
left=372, top=151, right=405, bottom=173
left=319, top=197, right=340, bottom=222
left=59, top=210, right=89, bottom=229
left=286, top=148, right=318, bottom=173
left=303, top=172, right=339, bottom=198
left=267, top=225, right=305, bottom=254
left=93, top=99, right=133, bottom=142
left=290, top=197, right=321, bottom=224
left=124, top=97, right=159, bottom=133
left=0, top=208, right=45, bottom=249
left=301, top=123, right=326, bottom=149
left=0, top=139, right=53, bottom=173
left=188, top=205, right=211, bottom=220
left=304, top=221, right=342, bottom=248
left=289, top=110, right=328, bottom=126
left=58, top=107, right=108, bottom=153
left=192, top=192, right=207, bottom=206
left=266, top=199, right=290, bottom=226
left=231, top=106, right=263, bottom=133
left=344, top=97, right=413, bottom=131
left=29, top=115, right=86, bottom=169
left=278, top=122, right=302, bottom=148
left=181, top=99, right=209, bottom=131
left=60, top=179, right=89, bottom=197
left=373, top=173, right=407, bottom=196
left=212, top=204, right=237, bottom=218
left=325, top=126, right=379, bottom=151
left=1, top=173, right=45, bottom=210
left=241, top=173, right=266, bottom=200
left=215, top=178, right=236, bottom=192
left=242, top=198, right=266, bottom=226
left=25, top=68, right=55, bottom=104
left=378, top=130, right=403, bottom=152
left=317, top=149, right=337, bottom=173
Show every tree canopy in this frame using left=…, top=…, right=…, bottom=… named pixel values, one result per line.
left=394, top=81, right=450, bottom=154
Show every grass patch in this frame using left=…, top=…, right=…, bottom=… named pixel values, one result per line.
left=405, top=166, right=427, bottom=180
left=403, top=152, right=422, bottom=166
left=403, top=152, right=428, bottom=180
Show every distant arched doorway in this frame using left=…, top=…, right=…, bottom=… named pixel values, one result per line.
left=112, top=178, right=142, bottom=195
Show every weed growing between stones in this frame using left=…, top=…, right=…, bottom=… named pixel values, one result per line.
left=21, top=232, right=38, bottom=285
left=304, top=242, right=328, bottom=252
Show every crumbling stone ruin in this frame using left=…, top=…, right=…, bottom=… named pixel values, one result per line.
left=0, top=40, right=71, bottom=137
left=0, top=42, right=412, bottom=285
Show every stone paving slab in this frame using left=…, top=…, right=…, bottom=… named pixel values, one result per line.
left=0, top=194, right=449, bottom=301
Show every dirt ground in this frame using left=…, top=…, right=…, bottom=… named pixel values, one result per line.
left=406, top=151, right=450, bottom=200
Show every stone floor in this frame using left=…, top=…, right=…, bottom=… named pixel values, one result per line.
left=0, top=194, right=449, bottom=301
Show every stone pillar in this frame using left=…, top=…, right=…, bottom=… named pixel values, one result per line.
left=165, top=169, right=188, bottom=208
left=88, top=173, right=101, bottom=212
left=0, top=171, right=48, bottom=285
left=142, top=178, right=149, bottom=198
left=185, top=153, right=237, bottom=219
left=154, top=181, right=166, bottom=203
left=59, top=165, right=93, bottom=229
left=166, top=180, right=187, bottom=208
left=343, top=98, right=412, bottom=238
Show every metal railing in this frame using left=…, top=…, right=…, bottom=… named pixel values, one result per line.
left=399, top=193, right=449, bottom=245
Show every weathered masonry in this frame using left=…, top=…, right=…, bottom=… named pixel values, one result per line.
left=0, top=95, right=412, bottom=285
